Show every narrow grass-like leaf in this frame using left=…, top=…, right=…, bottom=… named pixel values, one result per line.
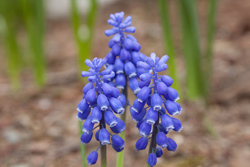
left=70, top=0, right=98, bottom=72
left=0, top=18, right=20, bottom=89
left=0, top=0, right=21, bottom=89
left=204, top=0, right=217, bottom=100
left=157, top=0, right=181, bottom=96
left=177, top=0, right=203, bottom=99
left=21, top=0, right=46, bottom=86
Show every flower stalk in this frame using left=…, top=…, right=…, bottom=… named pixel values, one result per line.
left=116, top=78, right=128, bottom=167
left=78, top=120, right=87, bottom=167
left=148, top=118, right=159, bottom=155
left=100, top=114, right=107, bottom=167
left=148, top=68, right=160, bottom=155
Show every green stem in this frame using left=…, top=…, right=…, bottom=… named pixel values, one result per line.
left=147, top=71, right=159, bottom=167
left=147, top=118, right=159, bottom=167
left=100, top=112, right=107, bottom=167
left=148, top=119, right=159, bottom=155
left=101, top=145, right=107, bottom=167
left=78, top=120, right=87, bottom=167
left=157, top=0, right=181, bottom=95
left=116, top=78, right=128, bottom=167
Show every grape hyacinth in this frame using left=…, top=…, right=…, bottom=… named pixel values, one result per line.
left=77, top=58, right=126, bottom=165
left=131, top=53, right=183, bottom=167
left=76, top=11, right=183, bottom=167
left=105, top=11, right=148, bottom=94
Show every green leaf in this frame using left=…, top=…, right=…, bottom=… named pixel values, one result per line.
left=157, top=0, right=181, bottom=97
left=204, top=0, right=217, bottom=100
left=177, top=0, right=203, bottom=99
left=21, top=0, right=46, bottom=86
left=70, top=0, right=98, bottom=73
left=0, top=0, right=22, bottom=89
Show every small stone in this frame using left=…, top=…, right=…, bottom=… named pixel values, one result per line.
left=47, top=126, right=61, bottom=137
left=3, top=128, right=21, bottom=144
left=38, top=98, right=51, bottom=110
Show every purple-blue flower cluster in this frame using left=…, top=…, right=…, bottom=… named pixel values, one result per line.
left=131, top=53, right=183, bottom=167
left=77, top=58, right=126, bottom=165
left=105, top=11, right=148, bottom=94
left=76, top=11, right=183, bottom=167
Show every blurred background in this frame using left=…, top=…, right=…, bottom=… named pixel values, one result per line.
left=0, top=0, right=249, bottom=167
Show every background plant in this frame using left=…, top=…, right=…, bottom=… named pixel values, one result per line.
left=0, top=0, right=21, bottom=89
left=70, top=0, right=98, bottom=72
left=177, top=0, right=217, bottom=101
left=156, top=0, right=217, bottom=101
left=156, top=0, right=218, bottom=136
left=0, top=0, right=46, bottom=88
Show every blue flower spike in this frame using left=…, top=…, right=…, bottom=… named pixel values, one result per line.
left=132, top=53, right=182, bottom=166
left=76, top=57, right=127, bottom=164
left=105, top=11, right=147, bottom=95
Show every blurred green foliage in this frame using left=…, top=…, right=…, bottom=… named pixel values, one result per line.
left=178, top=0, right=217, bottom=101
left=204, top=0, right=217, bottom=101
left=157, top=0, right=218, bottom=136
left=157, top=0, right=181, bottom=96
left=158, top=0, right=217, bottom=101
left=21, top=0, right=46, bottom=86
left=70, top=0, right=98, bottom=73
left=0, top=0, right=22, bottom=89
left=178, top=0, right=203, bottom=99
left=0, top=0, right=45, bottom=89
